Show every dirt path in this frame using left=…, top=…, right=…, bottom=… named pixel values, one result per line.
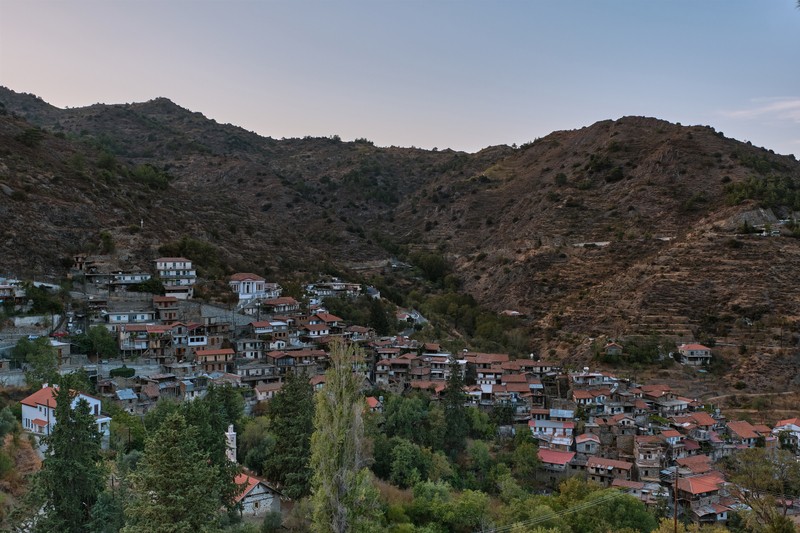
left=704, top=390, right=799, bottom=403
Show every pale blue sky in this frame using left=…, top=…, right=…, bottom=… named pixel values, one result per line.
left=1, top=1, right=799, bottom=155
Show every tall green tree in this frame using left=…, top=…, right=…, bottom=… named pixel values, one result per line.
left=721, top=447, right=800, bottom=531
left=35, top=374, right=105, bottom=533
left=122, top=412, right=221, bottom=533
left=310, top=341, right=381, bottom=533
left=13, top=336, right=59, bottom=386
left=368, top=297, right=392, bottom=335
left=263, top=369, right=314, bottom=498
left=182, top=384, right=242, bottom=513
left=74, top=326, right=119, bottom=359
left=442, top=356, right=468, bottom=457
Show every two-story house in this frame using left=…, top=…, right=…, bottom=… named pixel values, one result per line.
left=154, top=257, right=196, bottom=299
left=586, top=457, right=634, bottom=487
left=678, top=344, right=712, bottom=366
left=21, top=385, right=111, bottom=438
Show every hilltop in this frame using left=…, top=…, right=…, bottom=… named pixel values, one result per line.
left=1, top=87, right=799, bottom=388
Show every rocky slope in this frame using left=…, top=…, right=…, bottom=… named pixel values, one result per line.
left=1, top=87, right=799, bottom=386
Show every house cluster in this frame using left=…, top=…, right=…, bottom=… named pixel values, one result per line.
left=533, top=370, right=800, bottom=526
left=72, top=254, right=198, bottom=300
left=10, top=260, right=800, bottom=525
left=46, top=268, right=400, bottom=416
left=367, top=340, right=799, bottom=525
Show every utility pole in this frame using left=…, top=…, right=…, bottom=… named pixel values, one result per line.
left=674, top=466, right=679, bottom=533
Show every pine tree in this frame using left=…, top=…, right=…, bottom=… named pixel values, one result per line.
left=310, top=340, right=381, bottom=533
left=122, top=412, right=221, bottom=533
left=36, top=374, right=105, bottom=533
left=443, top=355, right=468, bottom=457
left=263, top=368, right=314, bottom=498
left=182, top=385, right=242, bottom=513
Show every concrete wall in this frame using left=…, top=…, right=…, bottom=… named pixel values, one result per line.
left=13, top=315, right=61, bottom=328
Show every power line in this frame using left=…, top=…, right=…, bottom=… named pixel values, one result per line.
left=480, top=489, right=632, bottom=533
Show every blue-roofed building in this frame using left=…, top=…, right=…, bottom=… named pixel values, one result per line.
left=115, top=388, right=138, bottom=414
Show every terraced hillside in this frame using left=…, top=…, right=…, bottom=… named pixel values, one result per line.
left=1, top=87, right=798, bottom=387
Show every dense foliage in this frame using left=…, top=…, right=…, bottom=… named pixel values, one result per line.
left=35, top=374, right=105, bottom=533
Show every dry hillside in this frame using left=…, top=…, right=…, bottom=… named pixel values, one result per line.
left=1, top=87, right=799, bottom=388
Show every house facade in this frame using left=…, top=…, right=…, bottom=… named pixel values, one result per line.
left=21, top=385, right=111, bottom=438
left=154, top=257, right=196, bottom=299
left=235, top=473, right=282, bottom=516
left=678, top=344, right=712, bottom=366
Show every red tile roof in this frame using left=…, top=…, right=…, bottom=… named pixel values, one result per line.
left=587, top=457, right=633, bottom=471
left=727, top=420, right=758, bottom=440
left=612, top=479, right=644, bottom=490
left=21, top=386, right=100, bottom=409
left=465, top=352, right=510, bottom=365
left=689, top=412, right=717, bottom=427
left=230, top=272, right=266, bottom=282
left=677, top=473, right=723, bottom=495
left=315, top=312, right=343, bottom=323
left=234, top=473, right=263, bottom=503
left=679, top=343, right=711, bottom=351
left=752, top=424, right=772, bottom=435
left=195, top=348, right=235, bottom=356
left=255, top=382, right=283, bottom=393
left=538, top=449, right=575, bottom=466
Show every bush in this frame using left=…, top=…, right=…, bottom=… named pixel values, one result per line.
left=110, top=366, right=135, bottom=379
left=0, top=450, right=13, bottom=478
left=260, top=511, right=282, bottom=532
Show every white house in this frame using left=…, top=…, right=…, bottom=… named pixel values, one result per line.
left=154, top=257, right=196, bottom=299
left=678, top=343, right=712, bottom=366
left=772, top=417, right=800, bottom=453
left=21, top=385, right=111, bottom=438
left=235, top=473, right=282, bottom=516
left=229, top=273, right=271, bottom=302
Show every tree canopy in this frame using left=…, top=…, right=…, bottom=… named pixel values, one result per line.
left=35, top=374, right=105, bottom=533
left=122, top=412, right=221, bottom=533
left=310, top=341, right=381, bottom=533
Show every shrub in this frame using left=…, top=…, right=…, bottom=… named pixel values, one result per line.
left=110, top=366, right=135, bottom=379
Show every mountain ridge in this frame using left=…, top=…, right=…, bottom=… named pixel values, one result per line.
left=1, top=86, right=799, bottom=388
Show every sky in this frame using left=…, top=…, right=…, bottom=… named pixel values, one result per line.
left=1, top=1, right=799, bottom=156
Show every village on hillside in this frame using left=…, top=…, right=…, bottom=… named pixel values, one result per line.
left=1, top=253, right=799, bottom=528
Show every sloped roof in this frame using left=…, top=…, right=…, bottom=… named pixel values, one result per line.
left=538, top=449, right=575, bottom=465
left=727, top=420, right=758, bottom=440
left=679, top=343, right=711, bottom=352
left=21, top=386, right=100, bottom=409
left=234, top=473, right=279, bottom=502
left=587, top=457, right=633, bottom=470
left=230, top=272, right=265, bottom=282
left=576, top=433, right=600, bottom=444
left=677, top=473, right=724, bottom=495
left=775, top=417, right=800, bottom=427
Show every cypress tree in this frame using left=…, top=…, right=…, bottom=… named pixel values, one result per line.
left=443, top=355, right=468, bottom=457
left=36, top=374, right=105, bottom=533
left=263, top=368, right=314, bottom=498
left=122, top=412, right=220, bottom=533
